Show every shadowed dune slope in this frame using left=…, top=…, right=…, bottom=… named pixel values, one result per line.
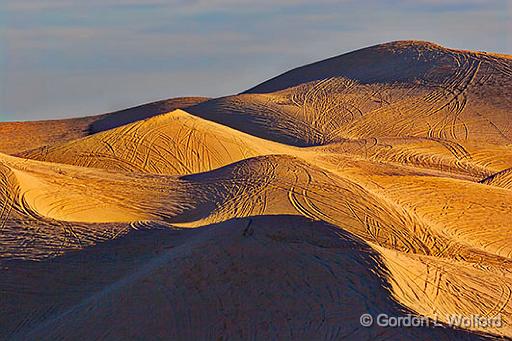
left=0, top=97, right=207, bottom=155
left=0, top=216, right=487, bottom=340
left=2, top=41, right=512, bottom=340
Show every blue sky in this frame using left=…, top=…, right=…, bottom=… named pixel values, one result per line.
left=1, top=0, right=511, bottom=121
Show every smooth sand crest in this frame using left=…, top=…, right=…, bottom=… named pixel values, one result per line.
left=1, top=40, right=512, bottom=339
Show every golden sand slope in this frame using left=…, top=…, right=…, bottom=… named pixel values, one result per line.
left=2, top=41, right=512, bottom=339
left=22, top=109, right=291, bottom=175
left=0, top=97, right=207, bottom=155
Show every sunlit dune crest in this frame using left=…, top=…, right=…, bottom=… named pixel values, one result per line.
left=1, top=40, right=512, bottom=340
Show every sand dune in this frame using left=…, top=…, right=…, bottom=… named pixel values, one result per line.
left=189, top=41, right=512, bottom=148
left=1, top=216, right=486, bottom=340
left=1, top=41, right=512, bottom=339
left=21, top=109, right=291, bottom=175
left=0, top=97, right=207, bottom=155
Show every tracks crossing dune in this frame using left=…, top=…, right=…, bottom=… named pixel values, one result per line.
left=1, top=40, right=512, bottom=340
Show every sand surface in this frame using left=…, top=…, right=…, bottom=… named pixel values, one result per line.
left=1, top=40, right=512, bottom=340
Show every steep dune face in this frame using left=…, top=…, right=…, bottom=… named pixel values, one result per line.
left=0, top=97, right=207, bottom=155
left=1, top=41, right=512, bottom=339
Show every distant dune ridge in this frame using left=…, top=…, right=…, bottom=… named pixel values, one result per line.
left=1, top=40, right=512, bottom=339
